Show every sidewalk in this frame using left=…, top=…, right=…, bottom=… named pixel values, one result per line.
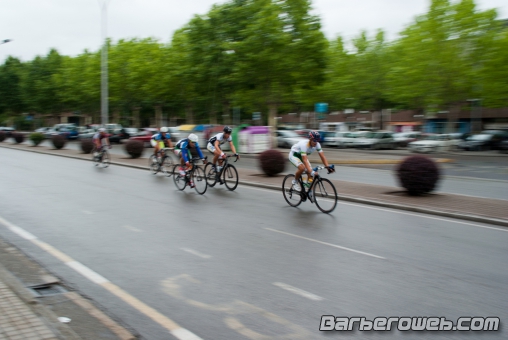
left=1, top=142, right=507, bottom=227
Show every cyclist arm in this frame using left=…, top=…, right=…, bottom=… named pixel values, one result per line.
left=318, top=151, right=330, bottom=168
left=228, top=141, right=238, bottom=156
left=195, top=144, right=206, bottom=162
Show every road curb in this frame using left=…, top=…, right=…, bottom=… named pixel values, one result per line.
left=235, top=180, right=508, bottom=227
left=1, top=144, right=506, bottom=227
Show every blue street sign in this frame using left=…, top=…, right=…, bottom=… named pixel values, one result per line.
left=315, top=103, right=328, bottom=113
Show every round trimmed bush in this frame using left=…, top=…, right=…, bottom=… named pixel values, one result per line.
left=258, top=149, right=286, bottom=176
left=52, top=134, right=66, bottom=149
left=125, top=140, right=144, bottom=158
left=29, top=132, right=45, bottom=146
left=12, top=132, right=25, bottom=144
left=80, top=139, right=94, bottom=154
left=0, top=132, right=5, bottom=142
left=396, top=155, right=440, bottom=195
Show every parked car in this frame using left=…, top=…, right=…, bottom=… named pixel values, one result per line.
left=408, top=134, right=455, bottom=153
left=105, top=123, right=123, bottom=135
left=393, top=132, right=422, bottom=147
left=167, top=126, right=182, bottom=143
left=35, top=127, right=51, bottom=133
left=78, top=127, right=99, bottom=139
left=0, top=127, right=15, bottom=137
left=276, top=130, right=307, bottom=148
left=499, top=139, right=508, bottom=154
left=129, top=128, right=159, bottom=147
left=109, top=127, right=138, bottom=144
left=323, top=131, right=355, bottom=148
left=355, top=131, right=396, bottom=149
left=347, top=131, right=371, bottom=148
left=458, top=133, right=506, bottom=151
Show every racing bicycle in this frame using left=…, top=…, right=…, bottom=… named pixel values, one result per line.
left=92, top=146, right=110, bottom=168
left=282, top=165, right=338, bottom=213
left=204, top=154, right=239, bottom=191
left=172, top=157, right=208, bottom=194
left=149, top=147, right=177, bottom=176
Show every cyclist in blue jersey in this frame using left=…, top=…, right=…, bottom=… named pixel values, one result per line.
left=151, top=127, right=173, bottom=158
left=174, top=134, right=207, bottom=187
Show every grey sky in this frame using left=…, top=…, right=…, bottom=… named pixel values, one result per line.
left=1, top=0, right=506, bottom=63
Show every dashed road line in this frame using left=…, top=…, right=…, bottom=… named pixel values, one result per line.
left=181, top=248, right=211, bottom=259
left=273, top=282, right=324, bottom=301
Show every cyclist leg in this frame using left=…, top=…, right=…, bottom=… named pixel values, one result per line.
left=289, top=151, right=305, bottom=191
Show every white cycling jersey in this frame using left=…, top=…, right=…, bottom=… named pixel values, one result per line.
left=290, top=140, right=323, bottom=159
left=208, top=132, right=232, bottom=145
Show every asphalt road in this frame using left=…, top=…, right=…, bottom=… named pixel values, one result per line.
left=0, top=148, right=507, bottom=339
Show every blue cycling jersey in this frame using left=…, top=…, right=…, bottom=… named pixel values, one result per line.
left=152, top=132, right=171, bottom=141
left=176, top=138, right=204, bottom=162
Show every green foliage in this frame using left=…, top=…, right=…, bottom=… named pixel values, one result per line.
left=0, top=0, right=506, bottom=122
left=29, top=132, right=45, bottom=146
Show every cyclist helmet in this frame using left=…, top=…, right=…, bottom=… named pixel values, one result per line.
left=99, top=128, right=106, bottom=133
left=223, top=126, right=232, bottom=134
left=188, top=133, right=199, bottom=143
left=308, top=130, right=320, bottom=142
left=160, top=127, right=168, bottom=133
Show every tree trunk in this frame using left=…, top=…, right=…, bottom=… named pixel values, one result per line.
left=185, top=104, right=194, bottom=124
left=154, top=105, right=163, bottom=128
left=132, top=107, right=141, bottom=128
left=222, top=101, right=231, bottom=126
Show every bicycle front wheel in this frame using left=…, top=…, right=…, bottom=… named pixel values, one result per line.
left=193, top=166, right=207, bottom=195
left=173, top=165, right=187, bottom=191
left=204, top=163, right=217, bottom=187
left=282, top=174, right=303, bottom=207
left=162, top=154, right=177, bottom=176
left=101, top=151, right=110, bottom=168
left=149, top=155, right=159, bottom=174
left=313, top=178, right=338, bottom=213
left=223, top=165, right=238, bottom=191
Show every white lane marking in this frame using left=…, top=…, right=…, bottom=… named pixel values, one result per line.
left=273, top=282, right=323, bottom=301
left=0, top=216, right=37, bottom=240
left=123, top=225, right=142, bottom=232
left=82, top=210, right=94, bottom=215
left=66, top=261, right=110, bottom=284
left=171, top=328, right=204, bottom=340
left=265, top=228, right=385, bottom=260
left=238, top=185, right=508, bottom=232
left=181, top=248, right=211, bottom=259
left=0, top=215, right=204, bottom=339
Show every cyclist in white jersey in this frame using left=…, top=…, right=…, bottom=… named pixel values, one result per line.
left=289, top=130, right=334, bottom=191
left=207, top=126, right=239, bottom=172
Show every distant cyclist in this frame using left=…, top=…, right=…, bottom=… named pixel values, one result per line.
left=92, top=128, right=111, bottom=158
left=174, top=133, right=207, bottom=187
left=207, top=126, right=239, bottom=173
left=289, top=130, right=335, bottom=191
left=151, top=127, right=173, bottom=159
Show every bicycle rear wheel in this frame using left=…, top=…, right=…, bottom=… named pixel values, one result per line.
left=101, top=151, right=110, bottom=168
left=193, top=166, right=207, bottom=195
left=313, top=178, right=338, bottom=213
left=282, top=174, right=303, bottom=207
left=223, top=165, right=238, bottom=191
left=173, top=165, right=187, bottom=190
left=204, top=163, right=217, bottom=187
left=162, top=154, right=177, bottom=176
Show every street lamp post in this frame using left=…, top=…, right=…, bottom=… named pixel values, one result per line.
left=99, top=0, right=111, bottom=126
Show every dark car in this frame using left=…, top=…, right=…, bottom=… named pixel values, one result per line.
left=109, top=127, right=138, bottom=144
left=0, top=127, right=15, bottom=137
left=459, top=133, right=505, bottom=151
left=499, top=139, right=508, bottom=154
